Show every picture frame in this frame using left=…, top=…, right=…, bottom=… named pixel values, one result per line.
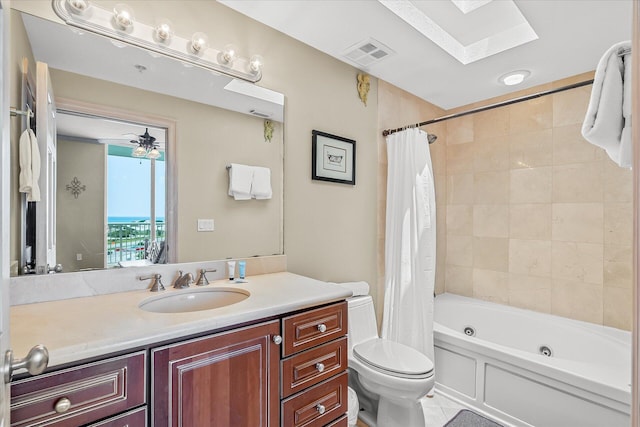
left=311, top=130, right=356, bottom=185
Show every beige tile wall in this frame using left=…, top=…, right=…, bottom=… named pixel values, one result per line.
left=444, top=74, right=633, bottom=330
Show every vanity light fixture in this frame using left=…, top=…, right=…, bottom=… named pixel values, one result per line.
left=153, top=18, right=174, bottom=44
left=499, top=70, right=531, bottom=86
left=65, top=0, right=90, bottom=15
left=112, top=3, right=135, bottom=31
left=248, top=54, right=264, bottom=75
left=52, top=0, right=264, bottom=82
left=220, top=44, right=238, bottom=65
left=190, top=32, right=209, bottom=55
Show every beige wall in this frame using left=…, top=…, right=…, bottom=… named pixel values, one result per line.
left=443, top=74, right=633, bottom=330
left=56, top=138, right=106, bottom=271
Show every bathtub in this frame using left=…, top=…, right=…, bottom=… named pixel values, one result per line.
left=433, top=293, right=631, bottom=427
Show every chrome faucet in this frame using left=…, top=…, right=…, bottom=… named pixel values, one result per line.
left=173, top=270, right=193, bottom=289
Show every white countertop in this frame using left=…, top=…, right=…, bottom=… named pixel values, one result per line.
left=10, top=272, right=351, bottom=368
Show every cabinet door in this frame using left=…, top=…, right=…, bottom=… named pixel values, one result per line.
left=152, top=320, right=280, bottom=427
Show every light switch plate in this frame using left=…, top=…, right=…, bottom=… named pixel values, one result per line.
left=197, top=219, right=215, bottom=232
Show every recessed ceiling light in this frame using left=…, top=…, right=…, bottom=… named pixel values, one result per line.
left=499, top=70, right=530, bottom=86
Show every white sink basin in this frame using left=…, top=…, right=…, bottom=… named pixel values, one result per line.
left=139, top=287, right=250, bottom=313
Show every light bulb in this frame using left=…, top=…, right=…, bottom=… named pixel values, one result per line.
left=190, top=32, right=209, bottom=55
left=66, top=0, right=90, bottom=15
left=132, top=145, right=147, bottom=158
left=248, top=54, right=263, bottom=75
left=113, top=3, right=134, bottom=30
left=153, top=18, right=174, bottom=44
left=221, top=44, right=238, bottom=65
left=147, top=148, right=161, bottom=159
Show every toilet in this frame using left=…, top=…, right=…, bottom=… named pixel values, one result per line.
left=347, top=295, right=434, bottom=427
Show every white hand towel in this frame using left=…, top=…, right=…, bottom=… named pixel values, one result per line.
left=251, top=166, right=272, bottom=200
left=29, top=130, right=41, bottom=202
left=228, top=163, right=253, bottom=200
left=329, top=281, right=370, bottom=297
left=581, top=41, right=632, bottom=168
left=18, top=129, right=41, bottom=202
left=18, top=129, right=33, bottom=195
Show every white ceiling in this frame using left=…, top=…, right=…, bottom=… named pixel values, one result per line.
left=220, top=0, right=632, bottom=110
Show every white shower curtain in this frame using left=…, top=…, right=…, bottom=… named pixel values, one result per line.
left=382, top=128, right=436, bottom=360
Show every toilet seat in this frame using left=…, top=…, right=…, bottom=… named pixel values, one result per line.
left=353, top=339, right=434, bottom=379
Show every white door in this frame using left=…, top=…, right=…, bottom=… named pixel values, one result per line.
left=0, top=1, right=10, bottom=423
left=34, top=62, right=56, bottom=274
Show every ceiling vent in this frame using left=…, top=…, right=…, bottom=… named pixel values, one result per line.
left=343, top=38, right=395, bottom=68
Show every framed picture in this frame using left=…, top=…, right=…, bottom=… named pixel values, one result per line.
left=311, top=130, right=356, bottom=185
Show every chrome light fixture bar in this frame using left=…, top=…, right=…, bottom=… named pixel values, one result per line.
left=52, top=0, right=263, bottom=82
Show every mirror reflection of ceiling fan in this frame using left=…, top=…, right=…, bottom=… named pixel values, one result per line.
left=126, top=128, right=161, bottom=159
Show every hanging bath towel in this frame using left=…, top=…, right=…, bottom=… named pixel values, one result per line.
left=18, top=129, right=41, bottom=202
left=582, top=41, right=631, bottom=168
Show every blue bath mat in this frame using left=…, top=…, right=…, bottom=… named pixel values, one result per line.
left=444, top=409, right=503, bottom=427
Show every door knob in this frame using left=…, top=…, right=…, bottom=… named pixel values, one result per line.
left=4, top=344, right=49, bottom=383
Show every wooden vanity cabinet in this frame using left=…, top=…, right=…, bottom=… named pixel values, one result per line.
left=10, top=300, right=348, bottom=427
left=151, top=320, right=280, bottom=427
left=10, top=351, right=146, bottom=427
left=280, top=302, right=349, bottom=427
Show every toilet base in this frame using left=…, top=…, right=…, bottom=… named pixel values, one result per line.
left=377, top=397, right=425, bottom=427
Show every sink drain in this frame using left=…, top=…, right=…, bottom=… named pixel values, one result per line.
left=539, top=345, right=553, bottom=357
left=463, top=326, right=475, bottom=337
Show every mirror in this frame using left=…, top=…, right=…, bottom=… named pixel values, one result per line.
left=9, top=10, right=285, bottom=276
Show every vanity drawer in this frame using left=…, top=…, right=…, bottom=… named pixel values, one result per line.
left=10, top=351, right=146, bottom=427
left=282, top=302, right=347, bottom=357
left=325, top=415, right=348, bottom=427
left=281, top=337, right=347, bottom=398
left=281, top=371, right=348, bottom=427
left=86, top=406, right=147, bottom=426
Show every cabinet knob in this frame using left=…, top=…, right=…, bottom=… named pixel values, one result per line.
left=272, top=335, right=283, bottom=345
left=54, top=397, right=71, bottom=414
left=317, top=323, right=327, bottom=333
left=315, top=362, right=325, bottom=372
left=316, top=404, right=326, bottom=415
left=4, top=345, right=49, bottom=383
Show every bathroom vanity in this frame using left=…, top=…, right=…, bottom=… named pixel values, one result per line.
left=9, top=272, right=350, bottom=426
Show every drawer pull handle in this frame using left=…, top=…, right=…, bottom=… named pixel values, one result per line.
left=316, top=362, right=325, bottom=372
left=316, top=404, right=326, bottom=415
left=272, top=335, right=283, bottom=345
left=317, top=323, right=327, bottom=333
left=54, top=397, right=71, bottom=414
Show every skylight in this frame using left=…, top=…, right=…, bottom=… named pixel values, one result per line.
left=377, top=0, right=538, bottom=64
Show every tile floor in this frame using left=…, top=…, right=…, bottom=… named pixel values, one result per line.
left=355, top=391, right=466, bottom=427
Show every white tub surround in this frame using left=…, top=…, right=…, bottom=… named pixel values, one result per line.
left=434, top=293, right=631, bottom=427
left=11, top=271, right=351, bottom=368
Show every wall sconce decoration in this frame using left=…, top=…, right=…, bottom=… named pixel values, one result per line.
left=264, top=120, right=274, bottom=143
left=357, top=73, right=371, bottom=106
left=53, top=0, right=264, bottom=82
left=66, top=177, right=86, bottom=199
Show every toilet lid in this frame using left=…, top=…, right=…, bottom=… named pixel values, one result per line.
left=353, top=339, right=434, bottom=378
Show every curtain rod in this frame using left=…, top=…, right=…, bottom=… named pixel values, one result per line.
left=381, top=79, right=595, bottom=138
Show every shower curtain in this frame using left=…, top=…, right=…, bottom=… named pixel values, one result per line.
left=382, top=128, right=436, bottom=360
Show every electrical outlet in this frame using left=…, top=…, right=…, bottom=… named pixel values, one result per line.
left=197, top=219, right=215, bottom=232
left=76, top=253, right=83, bottom=261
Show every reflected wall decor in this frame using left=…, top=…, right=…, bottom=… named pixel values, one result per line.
left=311, top=130, right=356, bottom=185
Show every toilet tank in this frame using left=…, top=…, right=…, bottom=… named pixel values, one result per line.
left=347, top=296, right=379, bottom=351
